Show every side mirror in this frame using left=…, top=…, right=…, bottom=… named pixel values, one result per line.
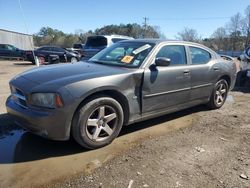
left=155, top=57, right=170, bottom=67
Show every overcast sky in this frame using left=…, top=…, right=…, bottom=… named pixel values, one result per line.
left=0, top=0, right=249, bottom=39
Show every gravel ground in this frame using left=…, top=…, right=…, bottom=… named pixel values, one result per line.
left=49, top=91, right=250, bottom=188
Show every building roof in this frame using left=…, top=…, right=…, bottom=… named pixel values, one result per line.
left=0, top=29, right=32, bottom=36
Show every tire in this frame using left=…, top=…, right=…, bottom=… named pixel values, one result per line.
left=207, top=79, right=229, bottom=109
left=72, top=97, right=124, bottom=149
left=70, top=57, right=78, bottom=63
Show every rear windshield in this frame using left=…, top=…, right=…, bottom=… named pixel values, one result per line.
left=85, top=36, right=108, bottom=48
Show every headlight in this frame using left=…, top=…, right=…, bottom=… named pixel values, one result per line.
left=30, top=93, right=63, bottom=108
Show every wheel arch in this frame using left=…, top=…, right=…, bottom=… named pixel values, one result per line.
left=71, top=89, right=130, bottom=131
left=218, top=75, right=231, bottom=87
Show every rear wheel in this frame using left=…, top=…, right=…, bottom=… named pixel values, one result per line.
left=207, top=79, right=228, bottom=109
left=72, top=97, right=124, bottom=149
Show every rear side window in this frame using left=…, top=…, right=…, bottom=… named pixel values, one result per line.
left=53, top=47, right=65, bottom=52
left=190, top=47, right=211, bottom=64
left=156, top=45, right=187, bottom=66
left=38, top=47, right=50, bottom=51
left=85, top=36, right=108, bottom=48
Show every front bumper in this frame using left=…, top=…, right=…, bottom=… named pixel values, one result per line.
left=6, top=96, right=71, bottom=141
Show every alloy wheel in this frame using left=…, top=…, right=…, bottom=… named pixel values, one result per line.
left=214, top=81, right=227, bottom=106
left=85, top=105, right=118, bottom=142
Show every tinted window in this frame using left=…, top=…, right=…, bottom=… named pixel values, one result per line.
left=111, top=38, right=127, bottom=43
left=0, top=44, right=6, bottom=49
left=190, top=47, right=211, bottom=64
left=85, top=36, right=108, bottom=48
left=156, top=45, right=187, bottom=66
left=73, top=44, right=84, bottom=49
left=6, top=45, right=15, bottom=51
left=246, top=46, right=250, bottom=57
left=38, top=47, right=50, bottom=51
left=53, top=47, right=65, bottom=52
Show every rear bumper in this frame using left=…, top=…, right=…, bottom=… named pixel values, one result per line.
left=6, top=96, right=71, bottom=141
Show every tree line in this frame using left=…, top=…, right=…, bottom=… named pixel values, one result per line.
left=33, top=23, right=161, bottom=48
left=33, top=5, right=250, bottom=52
left=177, top=5, right=250, bottom=51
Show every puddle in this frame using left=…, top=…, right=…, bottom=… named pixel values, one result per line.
left=0, top=107, right=201, bottom=188
left=0, top=130, right=25, bottom=163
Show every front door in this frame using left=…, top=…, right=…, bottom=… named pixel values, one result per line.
left=142, top=45, right=191, bottom=114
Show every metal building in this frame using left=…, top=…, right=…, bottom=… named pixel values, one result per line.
left=0, top=29, right=34, bottom=50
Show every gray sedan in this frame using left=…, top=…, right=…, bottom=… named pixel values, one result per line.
left=6, top=39, right=236, bottom=149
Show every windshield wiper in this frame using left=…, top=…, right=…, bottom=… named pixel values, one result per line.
left=88, top=60, right=106, bottom=65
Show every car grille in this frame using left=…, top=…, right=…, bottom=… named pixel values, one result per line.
left=11, top=86, right=28, bottom=109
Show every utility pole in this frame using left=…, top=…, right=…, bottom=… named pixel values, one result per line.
left=143, top=17, right=149, bottom=38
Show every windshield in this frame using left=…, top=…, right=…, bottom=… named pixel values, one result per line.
left=89, top=41, right=155, bottom=68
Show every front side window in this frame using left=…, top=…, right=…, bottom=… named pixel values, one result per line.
left=6, top=45, right=15, bottom=51
left=156, top=45, right=187, bottom=66
left=190, top=47, right=211, bottom=64
left=89, top=42, right=155, bottom=68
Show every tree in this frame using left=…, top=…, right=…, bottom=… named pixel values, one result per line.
left=176, top=28, right=200, bottom=42
left=211, top=27, right=227, bottom=50
left=95, top=23, right=160, bottom=38
left=227, top=13, right=243, bottom=51
left=242, top=5, right=250, bottom=47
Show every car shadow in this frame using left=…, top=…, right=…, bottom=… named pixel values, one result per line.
left=233, top=86, right=250, bottom=93
left=0, top=105, right=208, bottom=164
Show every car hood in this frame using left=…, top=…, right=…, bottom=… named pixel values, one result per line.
left=17, top=62, right=134, bottom=86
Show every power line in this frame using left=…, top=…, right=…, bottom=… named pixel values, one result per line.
left=150, top=16, right=231, bottom=21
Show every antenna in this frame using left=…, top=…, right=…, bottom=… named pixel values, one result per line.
left=17, top=0, right=39, bottom=66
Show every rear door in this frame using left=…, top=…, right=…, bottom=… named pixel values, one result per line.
left=142, top=44, right=191, bottom=113
left=187, top=46, right=219, bottom=101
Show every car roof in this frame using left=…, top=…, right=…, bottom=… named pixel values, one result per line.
left=88, top=35, right=134, bottom=39
left=120, top=38, right=203, bottom=45
left=120, top=39, right=216, bottom=53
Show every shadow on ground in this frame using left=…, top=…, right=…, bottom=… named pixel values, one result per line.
left=233, top=86, right=250, bottom=93
left=0, top=105, right=208, bottom=164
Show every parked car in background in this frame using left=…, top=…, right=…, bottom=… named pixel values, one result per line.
left=220, top=55, right=241, bottom=73
left=6, top=39, right=236, bottom=149
left=26, top=46, right=81, bottom=64
left=0, top=44, right=27, bottom=59
left=82, top=35, right=133, bottom=60
left=72, top=43, right=85, bottom=57
left=237, top=45, right=250, bottom=86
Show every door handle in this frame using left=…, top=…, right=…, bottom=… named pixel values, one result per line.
left=213, top=67, right=219, bottom=71
left=183, top=70, right=190, bottom=75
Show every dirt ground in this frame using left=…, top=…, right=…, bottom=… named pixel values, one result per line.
left=0, top=61, right=250, bottom=188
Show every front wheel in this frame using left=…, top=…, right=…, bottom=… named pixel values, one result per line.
left=207, top=79, right=228, bottom=109
left=70, top=57, right=78, bottom=63
left=72, top=97, right=124, bottom=149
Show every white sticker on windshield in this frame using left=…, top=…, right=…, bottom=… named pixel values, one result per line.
left=132, top=44, right=151, bottom=55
